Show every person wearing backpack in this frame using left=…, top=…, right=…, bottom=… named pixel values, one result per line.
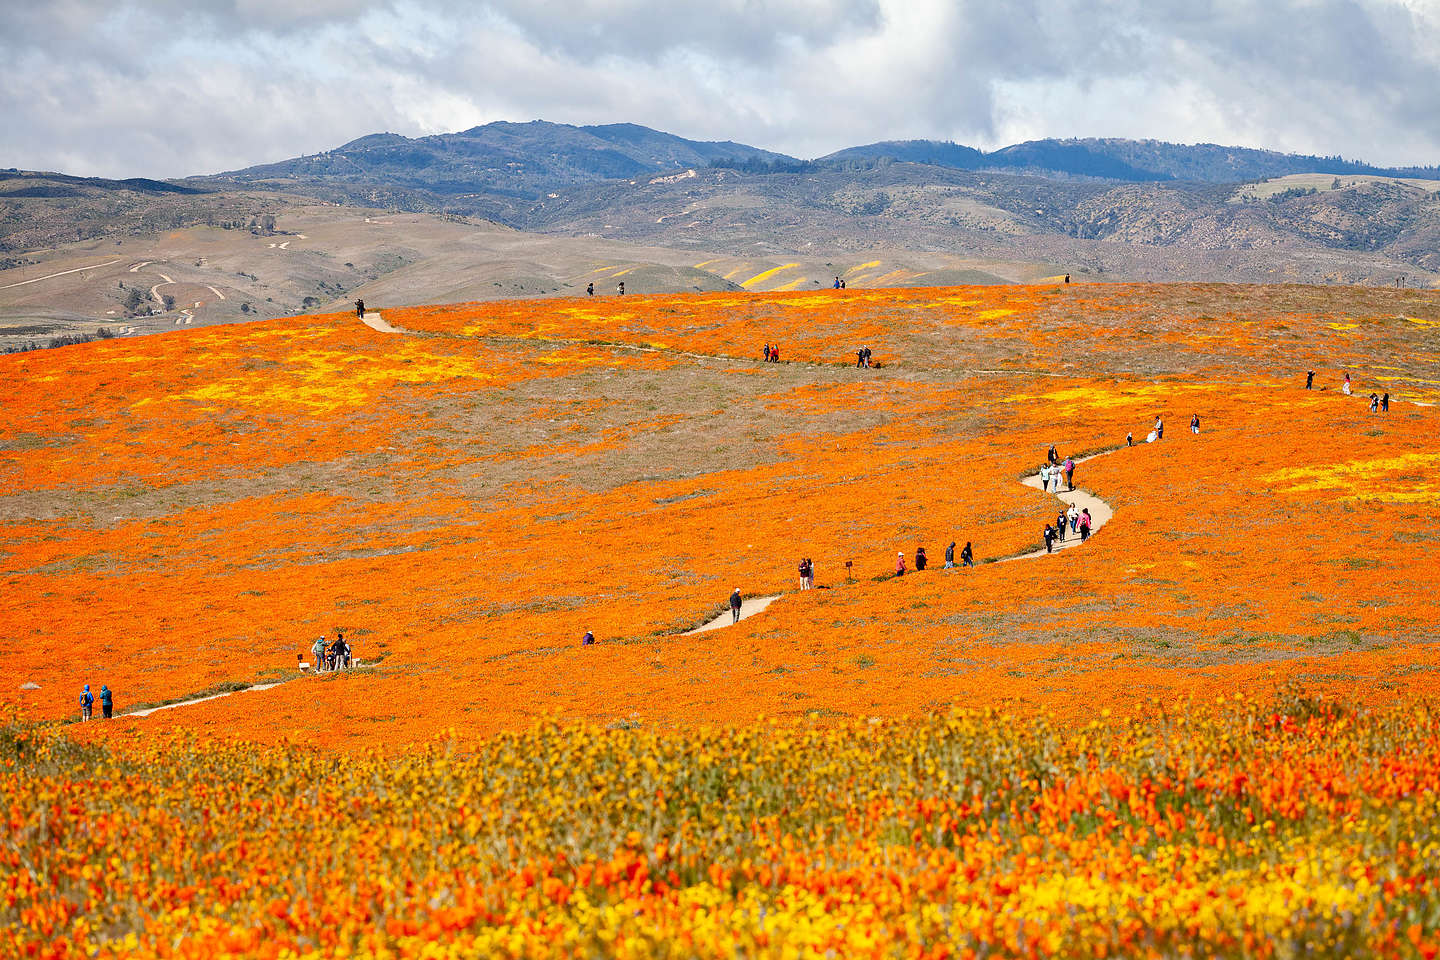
left=1080, top=508, right=1093, bottom=542
left=960, top=542, right=974, bottom=568
left=944, top=541, right=955, bottom=569
left=78, top=684, right=94, bottom=721
left=312, top=636, right=327, bottom=672
left=729, top=588, right=743, bottom=624
left=99, top=684, right=114, bottom=719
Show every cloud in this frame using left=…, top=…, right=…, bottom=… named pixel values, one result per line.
left=1, top=0, right=1437, bottom=178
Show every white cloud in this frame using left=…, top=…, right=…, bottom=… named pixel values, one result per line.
left=1, top=0, right=1436, bottom=177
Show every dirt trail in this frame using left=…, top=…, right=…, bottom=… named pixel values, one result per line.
left=359, top=310, right=404, bottom=334
left=684, top=595, right=779, bottom=634
left=124, top=681, right=284, bottom=719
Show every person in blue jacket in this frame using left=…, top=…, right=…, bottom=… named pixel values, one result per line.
left=100, top=684, right=114, bottom=719
left=78, top=684, right=94, bottom=721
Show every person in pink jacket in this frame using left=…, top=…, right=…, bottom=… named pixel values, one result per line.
left=895, top=552, right=906, bottom=577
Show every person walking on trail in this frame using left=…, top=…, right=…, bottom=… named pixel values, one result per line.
left=1383, top=393, right=1390, bottom=412
left=582, top=629, right=595, bottom=645
left=1043, top=524, right=1056, bottom=554
left=1048, top=444, right=1059, bottom=465
left=915, top=546, right=928, bottom=571
left=1191, top=414, right=1200, bottom=434
left=961, top=542, right=974, bottom=568
left=354, top=299, right=365, bottom=318
left=1342, top=373, right=1352, bottom=396
left=100, top=684, right=113, bottom=719
left=1079, top=508, right=1093, bottom=542
left=730, top=588, right=743, bottom=624
left=895, top=552, right=906, bottom=576
left=1126, top=431, right=1133, bottom=447
left=944, top=541, right=956, bottom=569
left=1063, top=457, right=1075, bottom=492
left=312, top=636, right=326, bottom=672
left=1306, top=370, right=1315, bottom=390
left=79, top=684, right=94, bottom=721
left=1039, top=462, right=1052, bottom=492
left=770, top=345, right=780, bottom=363
left=1067, top=502, right=1079, bottom=534
left=1055, top=510, right=1067, bottom=543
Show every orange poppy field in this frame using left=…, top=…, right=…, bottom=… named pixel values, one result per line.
left=5, top=282, right=1440, bottom=957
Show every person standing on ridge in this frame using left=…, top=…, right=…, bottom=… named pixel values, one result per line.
left=100, top=684, right=113, bottom=719
left=78, top=684, right=93, bottom=721
left=944, top=541, right=956, bottom=569
left=354, top=299, right=365, bottom=318
left=616, top=281, right=625, bottom=295
left=1383, top=392, right=1390, bottom=412
left=730, top=588, right=743, bottom=623
left=1306, top=370, right=1315, bottom=389
left=586, top=282, right=594, bottom=296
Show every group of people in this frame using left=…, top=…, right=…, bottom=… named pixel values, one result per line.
left=308, top=633, right=354, bottom=672
left=832, top=277, right=848, bottom=289
left=1043, top=505, right=1093, bottom=552
left=894, top=541, right=974, bottom=576
left=854, top=346, right=874, bottom=368
left=1308, top=370, right=1391, bottom=412
left=762, top=343, right=782, bottom=362
left=353, top=298, right=365, bottom=318
left=797, top=557, right=816, bottom=590
left=586, top=281, right=626, bottom=295
left=77, top=683, right=114, bottom=720
left=1039, top=445, right=1076, bottom=492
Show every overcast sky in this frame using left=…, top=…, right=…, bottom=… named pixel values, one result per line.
left=4, top=0, right=1439, bottom=178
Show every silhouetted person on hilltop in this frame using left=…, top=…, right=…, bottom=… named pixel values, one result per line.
left=1382, top=392, right=1390, bottom=412
left=1305, top=370, right=1314, bottom=389
left=586, top=282, right=594, bottom=296
left=616, top=281, right=625, bottom=295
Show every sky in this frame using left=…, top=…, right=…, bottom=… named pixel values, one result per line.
left=3, top=0, right=1439, bottom=179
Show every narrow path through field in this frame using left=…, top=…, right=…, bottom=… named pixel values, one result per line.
left=0, top=259, right=123, bottom=289
left=124, top=682, right=284, bottom=719
left=681, top=451, right=1121, bottom=633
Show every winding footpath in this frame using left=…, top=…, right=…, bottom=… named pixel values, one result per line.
left=122, top=318, right=1123, bottom=716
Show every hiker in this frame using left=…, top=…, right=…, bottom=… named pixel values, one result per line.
left=1306, top=370, right=1315, bottom=389
left=79, top=684, right=93, bottom=721
left=895, top=552, right=906, bottom=576
left=1063, top=457, right=1075, bottom=491
left=856, top=347, right=865, bottom=368
left=312, top=636, right=327, bottom=672
left=915, top=546, right=927, bottom=571
left=944, top=541, right=956, bottom=569
left=582, top=629, right=595, bottom=645
left=1068, top=502, right=1080, bottom=534
left=840, top=279, right=846, bottom=289
left=329, top=636, right=346, bottom=671
left=805, top=558, right=815, bottom=589
left=586, top=282, right=594, bottom=296
left=1342, top=373, right=1351, bottom=396
left=834, top=276, right=841, bottom=289
left=1064, top=274, right=1071, bottom=284
left=1154, top=416, right=1164, bottom=440
left=1039, top=462, right=1052, bottom=492
left=1126, top=432, right=1133, bottom=446
left=1369, top=393, right=1379, bottom=413
left=1191, top=414, right=1200, bottom=434
left=1043, top=524, right=1055, bottom=553
left=617, top=281, right=625, bottom=295
left=354, top=299, right=365, bottom=318
left=770, top=345, right=780, bottom=363
left=798, top=558, right=810, bottom=591
left=1048, top=444, right=1059, bottom=465
left=1079, top=508, right=1093, bottom=542
left=863, top=346, right=872, bottom=368
left=100, top=684, right=113, bottom=719
left=730, top=588, right=742, bottom=623
left=1055, top=510, right=1067, bottom=543
left=961, top=542, right=974, bottom=567
left=765, top=343, right=772, bottom=362
left=1383, top=392, right=1390, bottom=412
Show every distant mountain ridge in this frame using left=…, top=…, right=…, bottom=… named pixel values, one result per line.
left=206, top=120, right=795, bottom=198
left=823, top=137, right=1440, bottom=183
